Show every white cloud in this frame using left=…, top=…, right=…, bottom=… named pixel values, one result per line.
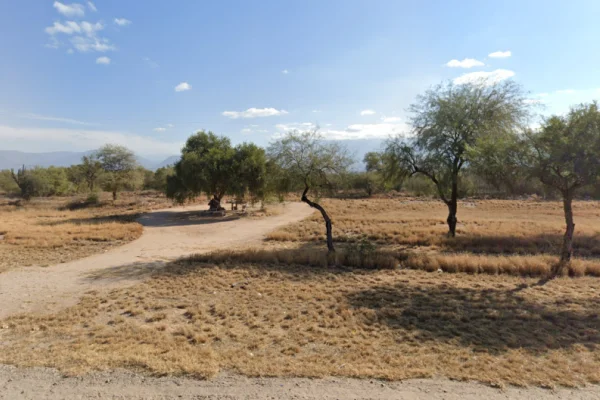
left=241, top=128, right=252, bottom=134
left=312, top=109, right=321, bottom=113
left=446, top=58, right=484, bottom=68
left=45, top=20, right=103, bottom=36
left=96, top=56, right=110, bottom=65
left=45, top=20, right=113, bottom=53
left=154, top=124, right=174, bottom=132
left=18, top=113, right=91, bottom=126
left=381, top=116, right=402, bottom=123
left=87, top=1, right=97, bottom=12
left=66, top=48, right=74, bottom=54
left=53, top=1, right=85, bottom=17
left=274, top=121, right=409, bottom=140
left=174, top=82, right=192, bottom=92
left=281, top=69, right=289, bottom=74
left=222, top=107, right=288, bottom=119
left=488, top=51, right=511, bottom=58
left=536, top=93, right=549, bottom=98
left=453, top=69, right=515, bottom=85
left=0, top=125, right=182, bottom=155
left=114, top=18, right=132, bottom=26
left=556, top=89, right=576, bottom=94
left=360, top=109, right=376, bottom=116
left=80, top=21, right=103, bottom=36
left=524, top=99, right=544, bottom=104
left=45, top=21, right=82, bottom=35
left=71, top=36, right=115, bottom=52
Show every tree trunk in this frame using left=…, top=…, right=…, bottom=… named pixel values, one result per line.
left=112, top=190, right=117, bottom=201
left=301, top=186, right=335, bottom=253
left=550, top=191, right=575, bottom=278
left=446, top=180, right=459, bottom=237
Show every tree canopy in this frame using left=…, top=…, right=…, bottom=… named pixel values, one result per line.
left=384, top=79, right=530, bottom=236
left=96, top=144, right=137, bottom=200
left=268, top=130, right=353, bottom=252
left=167, top=131, right=266, bottom=204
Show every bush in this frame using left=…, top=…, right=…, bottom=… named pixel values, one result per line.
left=86, top=192, right=100, bottom=204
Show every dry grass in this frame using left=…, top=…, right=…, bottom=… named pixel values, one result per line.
left=186, top=246, right=600, bottom=278
left=267, top=198, right=600, bottom=253
left=266, top=198, right=600, bottom=276
left=1, top=261, right=599, bottom=387
left=0, top=192, right=178, bottom=273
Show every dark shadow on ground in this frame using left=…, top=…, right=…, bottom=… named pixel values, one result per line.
left=347, top=281, right=600, bottom=354
left=39, top=209, right=242, bottom=228
left=442, top=233, right=600, bottom=257
left=82, top=260, right=168, bottom=283
left=137, top=210, right=241, bottom=227
left=80, top=242, right=381, bottom=283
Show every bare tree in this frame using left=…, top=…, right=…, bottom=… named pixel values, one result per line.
left=268, top=130, right=353, bottom=253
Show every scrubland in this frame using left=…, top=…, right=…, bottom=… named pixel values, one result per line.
left=1, top=196, right=600, bottom=388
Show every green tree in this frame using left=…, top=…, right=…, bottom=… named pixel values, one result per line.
left=167, top=131, right=267, bottom=205
left=10, top=165, right=36, bottom=200
left=146, top=166, right=174, bottom=192
left=529, top=103, right=600, bottom=276
left=0, top=170, right=19, bottom=194
left=231, top=143, right=267, bottom=203
left=80, top=154, right=103, bottom=192
left=384, top=79, right=530, bottom=236
left=267, top=130, right=353, bottom=252
left=96, top=144, right=137, bottom=200
left=469, top=102, right=600, bottom=278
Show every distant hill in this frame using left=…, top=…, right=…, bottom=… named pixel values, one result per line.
left=155, top=155, right=180, bottom=169
left=0, top=139, right=383, bottom=172
left=0, top=150, right=179, bottom=171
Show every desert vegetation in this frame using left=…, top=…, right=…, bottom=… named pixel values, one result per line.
left=1, top=77, right=600, bottom=390
left=1, top=261, right=599, bottom=387
left=264, top=197, right=600, bottom=277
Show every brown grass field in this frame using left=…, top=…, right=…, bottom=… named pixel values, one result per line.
left=0, top=192, right=175, bottom=273
left=1, top=260, right=599, bottom=387
left=267, top=198, right=600, bottom=276
left=1, top=197, right=600, bottom=388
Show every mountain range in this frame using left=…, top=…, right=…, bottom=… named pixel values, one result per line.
left=0, top=139, right=384, bottom=171
left=0, top=150, right=180, bottom=171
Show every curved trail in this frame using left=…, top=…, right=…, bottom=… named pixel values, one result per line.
left=1, top=203, right=599, bottom=399
left=0, top=202, right=312, bottom=319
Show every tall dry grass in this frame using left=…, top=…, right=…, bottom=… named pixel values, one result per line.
left=268, top=198, right=600, bottom=253
left=265, top=198, right=600, bottom=276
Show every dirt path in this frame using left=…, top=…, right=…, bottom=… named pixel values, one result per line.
left=2, top=203, right=600, bottom=399
left=1, top=366, right=598, bottom=400
left=0, top=202, right=313, bottom=319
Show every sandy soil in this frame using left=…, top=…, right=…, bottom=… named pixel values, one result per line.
left=0, top=202, right=313, bottom=319
left=1, top=202, right=599, bottom=399
left=1, top=366, right=598, bottom=400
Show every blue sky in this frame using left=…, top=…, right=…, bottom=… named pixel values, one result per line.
left=1, top=0, right=600, bottom=159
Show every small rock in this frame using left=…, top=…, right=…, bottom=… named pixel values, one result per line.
left=437, top=268, right=443, bottom=273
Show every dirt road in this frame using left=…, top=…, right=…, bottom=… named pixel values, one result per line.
left=0, top=202, right=313, bottom=319
left=1, top=366, right=598, bottom=400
